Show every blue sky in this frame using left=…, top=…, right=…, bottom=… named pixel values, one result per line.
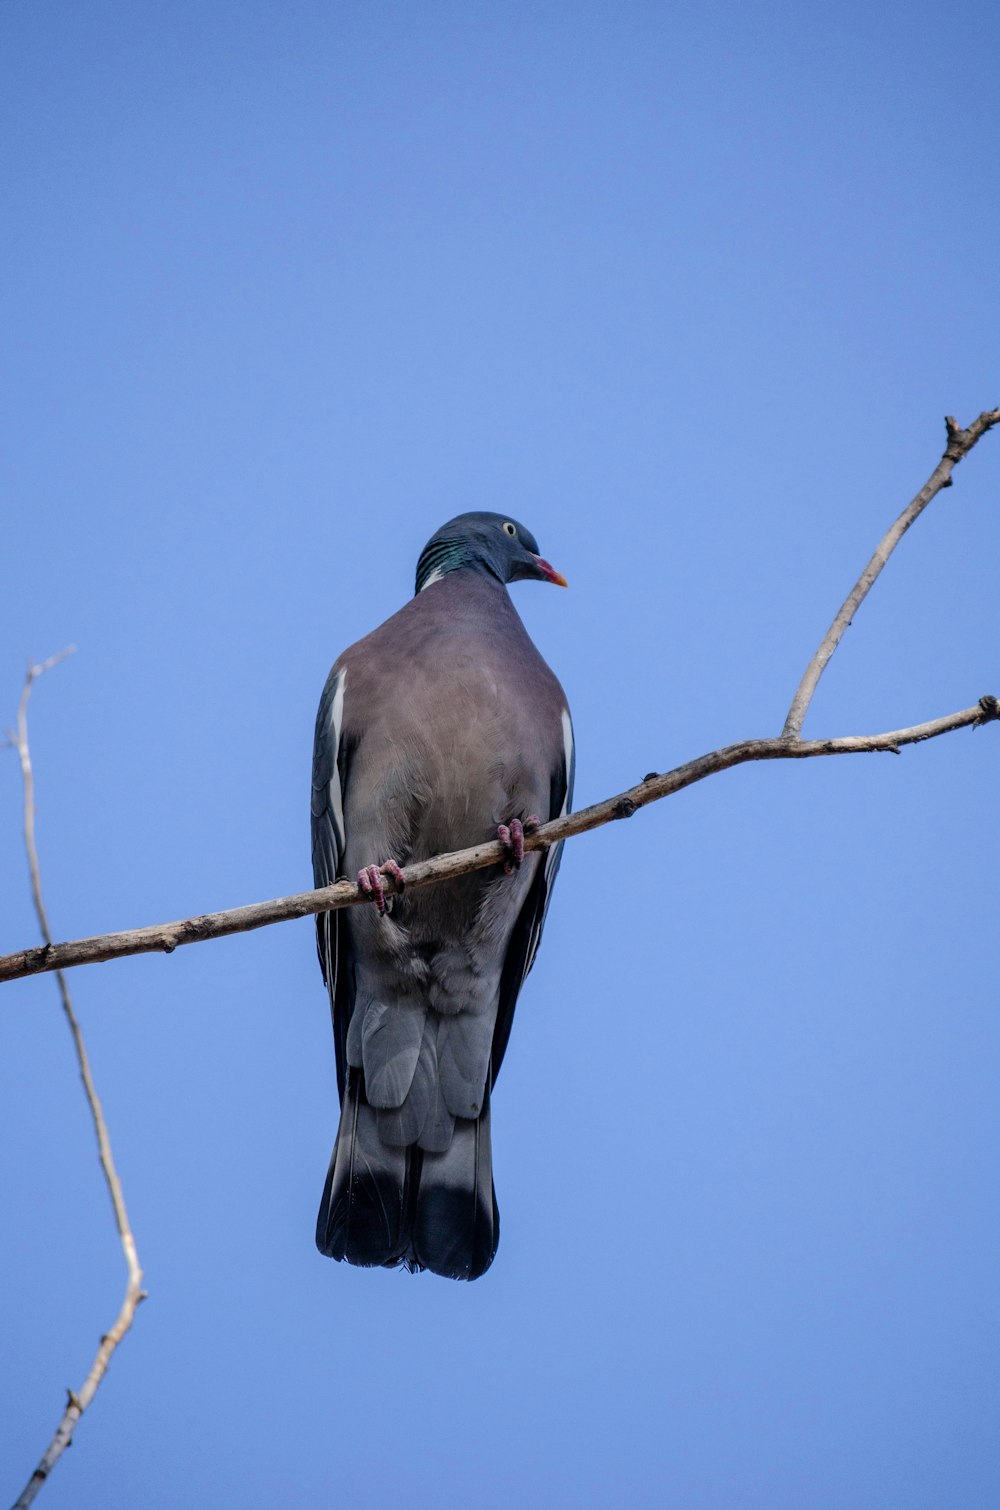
left=2, top=3, right=999, bottom=1506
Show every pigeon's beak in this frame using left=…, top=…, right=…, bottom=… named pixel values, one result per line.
left=532, top=555, right=569, bottom=588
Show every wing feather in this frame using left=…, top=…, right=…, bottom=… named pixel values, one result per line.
left=312, top=664, right=351, bottom=1093
left=490, top=706, right=575, bottom=1082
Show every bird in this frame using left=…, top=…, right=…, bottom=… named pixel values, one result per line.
left=311, top=511, right=574, bottom=1281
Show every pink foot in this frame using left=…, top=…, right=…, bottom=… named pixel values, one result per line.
left=357, top=859, right=405, bottom=916
left=496, top=816, right=541, bottom=874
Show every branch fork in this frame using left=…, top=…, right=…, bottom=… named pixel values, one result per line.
left=781, top=408, right=999, bottom=740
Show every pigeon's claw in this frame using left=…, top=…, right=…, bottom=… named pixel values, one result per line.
left=496, top=816, right=541, bottom=875
left=357, top=859, right=405, bottom=916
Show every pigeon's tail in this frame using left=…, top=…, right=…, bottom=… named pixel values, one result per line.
left=411, top=1084, right=499, bottom=1281
left=316, top=1072, right=498, bottom=1281
left=316, top=1069, right=417, bottom=1269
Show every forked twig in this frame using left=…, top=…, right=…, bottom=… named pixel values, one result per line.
left=8, top=654, right=146, bottom=1510
left=782, top=410, right=1000, bottom=738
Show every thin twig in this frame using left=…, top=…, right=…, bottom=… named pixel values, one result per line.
left=9, top=654, right=146, bottom=1510
left=782, top=409, right=1000, bottom=738
left=1, top=694, right=996, bottom=987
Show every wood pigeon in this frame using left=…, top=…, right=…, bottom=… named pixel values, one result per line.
left=312, top=512, right=574, bottom=1280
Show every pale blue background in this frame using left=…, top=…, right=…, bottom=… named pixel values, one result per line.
left=2, top=4, right=999, bottom=1507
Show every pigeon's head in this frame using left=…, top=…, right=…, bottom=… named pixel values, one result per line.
left=415, top=512, right=568, bottom=595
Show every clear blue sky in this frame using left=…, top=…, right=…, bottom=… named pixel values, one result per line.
left=3, top=3, right=999, bottom=1506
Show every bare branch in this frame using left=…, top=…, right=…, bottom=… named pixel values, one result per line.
left=782, top=410, right=1000, bottom=739
left=2, top=695, right=996, bottom=988
left=9, top=655, right=145, bottom=1510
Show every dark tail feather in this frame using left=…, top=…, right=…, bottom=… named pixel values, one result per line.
left=316, top=1070, right=417, bottom=1267
left=412, top=1085, right=499, bottom=1281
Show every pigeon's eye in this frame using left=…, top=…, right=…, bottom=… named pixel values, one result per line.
left=502, top=521, right=517, bottom=537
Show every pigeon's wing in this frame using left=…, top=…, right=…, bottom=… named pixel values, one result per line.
left=491, top=705, right=575, bottom=1083
left=311, top=662, right=352, bottom=1096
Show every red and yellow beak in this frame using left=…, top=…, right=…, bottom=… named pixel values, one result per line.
left=532, top=554, right=569, bottom=588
